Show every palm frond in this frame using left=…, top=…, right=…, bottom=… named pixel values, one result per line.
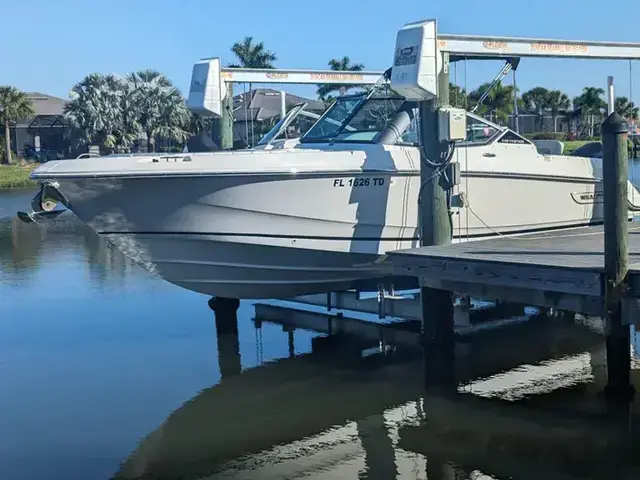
left=316, top=56, right=366, bottom=99
left=231, top=36, right=277, bottom=68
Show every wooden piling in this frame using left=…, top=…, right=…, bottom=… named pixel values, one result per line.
left=601, top=112, right=634, bottom=402
left=214, top=309, right=242, bottom=379
left=418, top=52, right=455, bottom=386
left=212, top=83, right=234, bottom=150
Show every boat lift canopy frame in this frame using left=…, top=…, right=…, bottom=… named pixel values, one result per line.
left=187, top=21, right=640, bottom=119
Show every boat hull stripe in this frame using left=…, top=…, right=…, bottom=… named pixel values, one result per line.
left=96, top=219, right=610, bottom=240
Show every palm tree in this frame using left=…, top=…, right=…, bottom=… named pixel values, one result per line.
left=0, top=86, right=35, bottom=164
left=522, top=87, right=551, bottom=132
left=229, top=36, right=277, bottom=68
left=127, top=69, right=191, bottom=152
left=64, top=73, right=134, bottom=155
left=469, top=81, right=514, bottom=125
left=573, top=87, right=606, bottom=138
left=316, top=56, right=365, bottom=101
left=188, top=111, right=214, bottom=135
left=547, top=90, right=571, bottom=132
left=615, top=96, right=639, bottom=121
left=228, top=37, right=277, bottom=146
left=65, top=70, right=190, bottom=155
left=449, top=83, right=468, bottom=107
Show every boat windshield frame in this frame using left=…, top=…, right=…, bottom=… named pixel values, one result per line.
left=299, top=92, right=409, bottom=145
left=256, top=102, right=313, bottom=146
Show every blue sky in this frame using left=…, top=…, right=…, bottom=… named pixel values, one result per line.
left=2, top=0, right=639, bottom=104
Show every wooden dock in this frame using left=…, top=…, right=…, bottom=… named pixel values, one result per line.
left=384, top=112, right=639, bottom=401
left=388, top=223, right=640, bottom=323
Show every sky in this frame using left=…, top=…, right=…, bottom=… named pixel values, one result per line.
left=1, top=0, right=639, bottom=104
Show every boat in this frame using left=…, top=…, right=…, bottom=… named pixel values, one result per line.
left=19, top=79, right=640, bottom=299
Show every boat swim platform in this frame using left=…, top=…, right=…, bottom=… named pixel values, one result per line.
left=387, top=223, right=640, bottom=322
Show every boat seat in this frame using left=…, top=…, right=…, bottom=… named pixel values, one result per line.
left=570, top=141, right=603, bottom=158
left=186, top=132, right=220, bottom=152
left=532, top=139, right=564, bottom=155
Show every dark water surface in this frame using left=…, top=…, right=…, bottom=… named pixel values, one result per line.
left=2, top=189, right=640, bottom=480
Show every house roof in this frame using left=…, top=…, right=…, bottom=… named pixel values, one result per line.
left=233, top=89, right=324, bottom=122
left=15, top=92, right=69, bottom=128
left=25, top=92, right=68, bottom=116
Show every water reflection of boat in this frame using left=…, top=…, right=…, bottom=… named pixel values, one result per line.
left=399, top=390, right=640, bottom=480
left=114, top=346, right=425, bottom=479
left=113, top=306, right=626, bottom=480
left=0, top=212, right=131, bottom=288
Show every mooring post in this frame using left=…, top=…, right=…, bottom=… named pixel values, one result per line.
left=419, top=52, right=455, bottom=387
left=601, top=112, right=634, bottom=402
left=207, top=297, right=240, bottom=335
left=211, top=83, right=234, bottom=150
left=213, top=305, right=242, bottom=379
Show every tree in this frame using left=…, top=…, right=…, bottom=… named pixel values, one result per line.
left=449, top=83, right=469, bottom=107
left=228, top=37, right=277, bottom=145
left=615, top=96, right=639, bottom=121
left=573, top=87, right=606, bottom=138
left=522, top=87, right=551, bottom=132
left=228, top=36, right=277, bottom=68
left=64, top=73, right=136, bottom=154
left=469, top=81, right=514, bottom=125
left=316, top=56, right=365, bottom=102
left=127, top=70, right=191, bottom=152
left=547, top=90, right=571, bottom=132
left=0, top=86, right=35, bottom=164
left=188, top=111, right=214, bottom=135
left=65, top=71, right=191, bottom=155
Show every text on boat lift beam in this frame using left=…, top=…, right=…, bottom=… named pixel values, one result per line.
left=439, top=34, right=640, bottom=61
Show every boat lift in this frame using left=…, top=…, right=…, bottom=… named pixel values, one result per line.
left=188, top=25, right=640, bottom=119
left=196, top=20, right=640, bottom=328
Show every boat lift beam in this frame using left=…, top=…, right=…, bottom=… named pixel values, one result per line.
left=188, top=27, right=640, bottom=119
left=217, top=67, right=385, bottom=85
left=439, top=34, right=640, bottom=61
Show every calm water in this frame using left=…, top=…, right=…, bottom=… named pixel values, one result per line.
left=2, top=189, right=640, bottom=480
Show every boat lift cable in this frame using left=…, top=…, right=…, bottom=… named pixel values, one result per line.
left=454, top=61, right=462, bottom=238
left=631, top=60, right=636, bottom=208
left=227, top=103, right=249, bottom=148
left=243, top=83, right=250, bottom=146
left=470, top=60, right=514, bottom=113
left=464, top=55, right=470, bottom=242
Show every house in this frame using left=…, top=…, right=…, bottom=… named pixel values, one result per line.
left=12, top=92, right=69, bottom=160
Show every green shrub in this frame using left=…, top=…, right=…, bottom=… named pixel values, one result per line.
left=530, top=132, right=568, bottom=141
left=0, top=149, right=18, bottom=164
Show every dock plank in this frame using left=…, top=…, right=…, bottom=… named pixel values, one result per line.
left=387, top=224, right=640, bottom=307
left=393, top=224, right=640, bottom=271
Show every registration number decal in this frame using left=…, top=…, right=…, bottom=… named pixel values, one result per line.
left=332, top=177, right=386, bottom=188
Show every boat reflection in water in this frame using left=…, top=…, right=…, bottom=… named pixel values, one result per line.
left=114, top=304, right=640, bottom=480
left=3, top=204, right=640, bottom=480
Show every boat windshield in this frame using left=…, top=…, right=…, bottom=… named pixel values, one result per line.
left=300, top=94, right=406, bottom=144
left=257, top=103, right=308, bottom=146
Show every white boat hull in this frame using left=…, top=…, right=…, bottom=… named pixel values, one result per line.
left=104, top=232, right=411, bottom=298
left=29, top=113, right=640, bottom=300
left=52, top=168, right=420, bottom=299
